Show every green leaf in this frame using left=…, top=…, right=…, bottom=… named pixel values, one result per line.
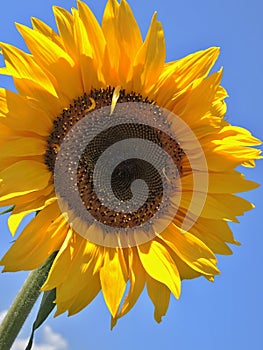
left=25, top=288, right=56, bottom=350
left=0, top=205, right=15, bottom=215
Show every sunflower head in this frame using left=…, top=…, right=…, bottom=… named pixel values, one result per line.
left=0, top=0, right=261, bottom=325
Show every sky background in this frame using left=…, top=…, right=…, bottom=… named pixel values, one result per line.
left=0, top=0, right=263, bottom=349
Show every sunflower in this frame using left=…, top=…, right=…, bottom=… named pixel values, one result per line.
left=0, top=0, right=261, bottom=326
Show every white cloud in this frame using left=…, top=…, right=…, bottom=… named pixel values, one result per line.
left=0, top=310, right=7, bottom=323
left=0, top=310, right=67, bottom=350
left=11, top=325, right=68, bottom=350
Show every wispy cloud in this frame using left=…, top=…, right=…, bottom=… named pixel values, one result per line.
left=0, top=310, right=7, bottom=323
left=9, top=325, right=68, bottom=350
left=0, top=310, right=68, bottom=350
left=11, top=325, right=68, bottom=350
left=1, top=309, right=68, bottom=350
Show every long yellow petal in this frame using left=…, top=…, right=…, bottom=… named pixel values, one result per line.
left=181, top=170, right=259, bottom=194
left=0, top=43, right=58, bottom=98
left=102, top=0, right=120, bottom=73
left=67, top=273, right=101, bottom=316
left=16, top=23, right=83, bottom=102
left=168, top=251, right=202, bottom=280
left=0, top=183, right=53, bottom=208
left=177, top=191, right=254, bottom=222
left=0, top=201, right=62, bottom=270
left=155, top=47, right=220, bottom=106
left=0, top=160, right=50, bottom=201
left=146, top=276, right=170, bottom=323
left=53, top=239, right=104, bottom=316
left=118, top=0, right=142, bottom=61
left=0, top=89, right=52, bottom=136
left=176, top=70, right=223, bottom=124
left=112, top=248, right=145, bottom=328
left=138, top=240, right=181, bottom=299
left=7, top=195, right=56, bottom=236
left=41, top=229, right=75, bottom=290
left=100, top=248, right=128, bottom=317
left=202, top=193, right=254, bottom=221
left=0, top=137, right=46, bottom=158
left=189, top=222, right=233, bottom=256
left=53, top=6, right=78, bottom=61
left=196, top=217, right=239, bottom=245
left=31, top=17, right=63, bottom=48
left=132, top=12, right=165, bottom=95
left=159, top=224, right=219, bottom=276
left=72, top=8, right=101, bottom=91
left=77, top=0, right=106, bottom=64
left=53, top=238, right=103, bottom=302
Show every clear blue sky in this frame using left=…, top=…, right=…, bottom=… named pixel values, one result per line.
left=0, top=1, right=263, bottom=349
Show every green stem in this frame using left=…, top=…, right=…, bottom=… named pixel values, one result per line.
left=0, top=252, right=56, bottom=350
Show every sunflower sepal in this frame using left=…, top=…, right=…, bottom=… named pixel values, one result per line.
left=25, top=288, right=56, bottom=350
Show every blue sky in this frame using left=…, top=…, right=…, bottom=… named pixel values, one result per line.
left=0, top=1, right=263, bottom=349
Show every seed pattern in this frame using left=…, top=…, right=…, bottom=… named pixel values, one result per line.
left=45, top=87, right=184, bottom=229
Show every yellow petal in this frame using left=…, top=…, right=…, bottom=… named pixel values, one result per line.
left=211, top=86, right=228, bottom=118
left=208, top=171, right=259, bottom=193
left=208, top=148, right=262, bottom=170
left=159, top=224, right=219, bottom=276
left=138, top=240, right=181, bottom=299
left=77, top=0, right=106, bottom=64
left=102, top=0, right=143, bottom=82
left=67, top=273, right=101, bottom=316
left=0, top=137, right=46, bottom=158
left=54, top=275, right=99, bottom=317
left=7, top=195, right=56, bottom=236
left=164, top=47, right=219, bottom=89
left=0, top=124, right=34, bottom=147
left=177, top=190, right=254, bottom=222
left=100, top=248, right=127, bottom=317
left=196, top=217, right=240, bottom=245
left=0, top=160, right=50, bottom=201
left=72, top=9, right=101, bottom=91
left=14, top=78, right=64, bottom=118
left=41, top=229, right=75, bottom=290
left=132, top=12, right=165, bottom=94
left=0, top=117, right=17, bottom=138
left=181, top=170, right=259, bottom=193
left=178, top=70, right=223, bottom=124
left=105, top=0, right=143, bottom=86
left=102, top=0, right=120, bottom=73
left=16, top=23, right=74, bottom=67
left=0, top=183, right=53, bottom=207
left=54, top=239, right=104, bottom=316
left=156, top=47, right=220, bottom=106
left=0, top=89, right=52, bottom=136
left=16, top=23, right=83, bottom=101
left=0, top=202, right=62, bottom=271
left=52, top=238, right=103, bottom=302
left=0, top=43, right=58, bottom=98
left=31, top=17, right=63, bottom=48
left=201, top=193, right=254, bottom=221
left=53, top=6, right=78, bottom=61
left=112, top=248, right=145, bottom=328
left=168, top=251, right=201, bottom=280
left=146, top=276, right=170, bottom=323
left=189, top=222, right=233, bottom=256
left=217, top=125, right=262, bottom=145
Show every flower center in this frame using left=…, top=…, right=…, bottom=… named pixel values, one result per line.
left=45, top=87, right=149, bottom=172
left=45, top=87, right=184, bottom=230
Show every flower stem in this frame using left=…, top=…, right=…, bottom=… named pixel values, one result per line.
left=0, top=253, right=56, bottom=350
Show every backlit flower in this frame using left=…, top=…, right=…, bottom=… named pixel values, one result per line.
left=0, top=0, right=261, bottom=326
